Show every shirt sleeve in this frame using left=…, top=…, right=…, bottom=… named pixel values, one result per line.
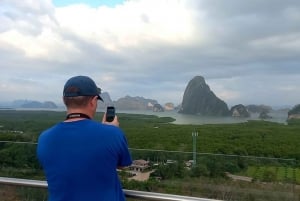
left=117, top=131, right=132, bottom=167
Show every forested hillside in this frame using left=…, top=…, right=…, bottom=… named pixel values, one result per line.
left=1, top=110, right=299, bottom=161
left=1, top=110, right=300, bottom=200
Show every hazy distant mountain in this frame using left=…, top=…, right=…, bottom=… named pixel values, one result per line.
left=230, top=104, right=250, bottom=117
left=9, top=100, right=58, bottom=109
left=5, top=95, right=163, bottom=111
left=21, top=101, right=57, bottom=109
left=179, top=76, right=230, bottom=116
left=153, top=103, right=164, bottom=112
left=99, top=92, right=113, bottom=106
left=114, top=95, right=158, bottom=110
left=246, top=104, right=272, bottom=113
left=1, top=89, right=292, bottom=113
left=259, top=111, right=272, bottom=119
left=288, top=104, right=300, bottom=120
left=0, top=101, right=12, bottom=108
left=164, top=102, right=175, bottom=111
left=12, top=100, right=30, bottom=107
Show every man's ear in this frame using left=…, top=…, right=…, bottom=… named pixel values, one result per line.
left=90, top=96, right=98, bottom=107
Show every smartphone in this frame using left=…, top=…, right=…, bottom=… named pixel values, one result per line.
left=106, top=106, right=115, bottom=122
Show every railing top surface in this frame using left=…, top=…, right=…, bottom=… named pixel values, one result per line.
left=0, top=176, right=221, bottom=201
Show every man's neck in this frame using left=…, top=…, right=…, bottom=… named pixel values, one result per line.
left=65, top=109, right=93, bottom=122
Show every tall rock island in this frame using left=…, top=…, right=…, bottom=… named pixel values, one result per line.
left=179, top=76, right=230, bottom=116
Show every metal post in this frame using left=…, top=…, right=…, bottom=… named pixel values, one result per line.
left=192, top=131, right=198, bottom=167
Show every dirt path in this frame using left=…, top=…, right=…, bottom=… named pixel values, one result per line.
left=0, top=185, right=20, bottom=201
left=226, top=172, right=253, bottom=182
left=129, top=170, right=154, bottom=181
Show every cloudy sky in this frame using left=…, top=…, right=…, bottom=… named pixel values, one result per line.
left=0, top=0, right=299, bottom=108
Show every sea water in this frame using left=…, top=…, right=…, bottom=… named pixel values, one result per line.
left=14, top=107, right=289, bottom=125
left=117, top=109, right=289, bottom=125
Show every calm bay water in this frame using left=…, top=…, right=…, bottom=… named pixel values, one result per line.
left=117, top=110, right=289, bottom=125
left=14, top=108, right=288, bottom=125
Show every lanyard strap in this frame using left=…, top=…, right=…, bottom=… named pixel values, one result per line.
left=66, top=113, right=91, bottom=120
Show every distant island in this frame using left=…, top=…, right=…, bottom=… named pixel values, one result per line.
left=179, top=76, right=230, bottom=116
left=1, top=100, right=58, bottom=109
left=0, top=76, right=298, bottom=119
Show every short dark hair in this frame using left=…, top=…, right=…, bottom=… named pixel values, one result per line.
left=63, top=96, right=94, bottom=108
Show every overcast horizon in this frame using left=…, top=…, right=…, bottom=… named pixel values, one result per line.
left=1, top=0, right=300, bottom=108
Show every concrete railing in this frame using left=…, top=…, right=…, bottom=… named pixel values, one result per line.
left=0, top=176, right=221, bottom=201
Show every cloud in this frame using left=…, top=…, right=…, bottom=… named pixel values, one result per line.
left=0, top=0, right=300, bottom=107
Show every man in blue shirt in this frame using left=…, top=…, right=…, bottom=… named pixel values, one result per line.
left=37, top=75, right=132, bottom=201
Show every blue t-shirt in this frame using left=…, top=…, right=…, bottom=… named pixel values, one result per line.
left=37, top=119, right=132, bottom=201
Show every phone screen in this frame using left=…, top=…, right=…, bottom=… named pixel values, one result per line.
left=106, top=106, right=115, bottom=122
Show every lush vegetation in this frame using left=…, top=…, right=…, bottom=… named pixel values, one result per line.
left=0, top=109, right=300, bottom=200
left=288, top=104, right=300, bottom=116
left=125, top=119, right=300, bottom=159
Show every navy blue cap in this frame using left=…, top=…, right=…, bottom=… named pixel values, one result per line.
left=63, top=76, right=103, bottom=101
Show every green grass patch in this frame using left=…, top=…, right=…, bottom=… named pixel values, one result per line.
left=243, top=165, right=299, bottom=184
left=277, top=166, right=286, bottom=181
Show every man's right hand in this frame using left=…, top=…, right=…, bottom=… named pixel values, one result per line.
left=102, top=113, right=119, bottom=127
